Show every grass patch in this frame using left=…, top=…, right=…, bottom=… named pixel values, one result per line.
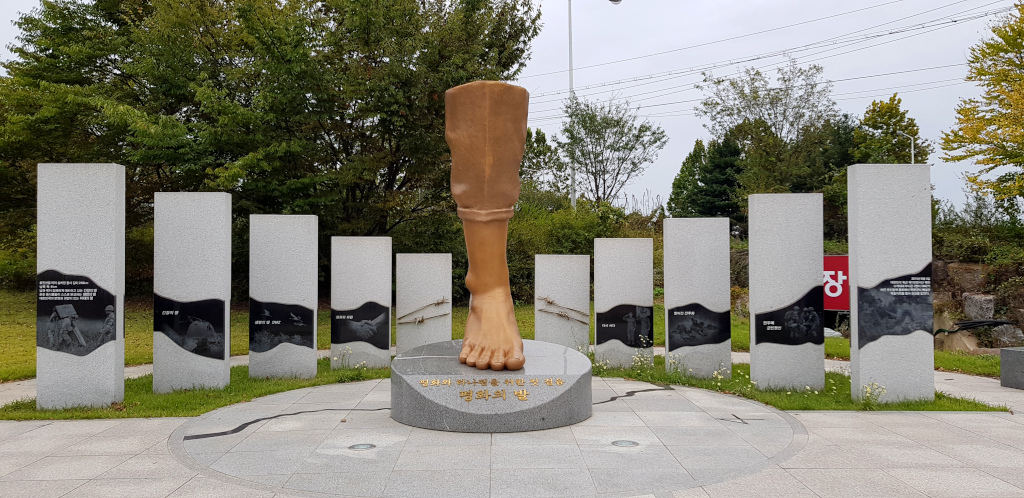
left=596, top=358, right=1005, bottom=412
left=0, top=358, right=389, bottom=420
left=935, top=350, right=1002, bottom=378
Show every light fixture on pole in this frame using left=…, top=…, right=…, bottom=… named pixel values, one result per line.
left=896, top=130, right=916, bottom=164
left=566, top=0, right=623, bottom=210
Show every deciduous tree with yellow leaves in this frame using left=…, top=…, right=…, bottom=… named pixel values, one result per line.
left=942, top=3, right=1024, bottom=200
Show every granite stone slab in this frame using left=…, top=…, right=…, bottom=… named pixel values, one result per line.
left=153, top=192, right=231, bottom=393
left=395, top=254, right=452, bottom=354
left=594, top=238, right=654, bottom=368
left=248, top=215, right=318, bottom=379
left=331, top=237, right=392, bottom=369
left=849, top=164, right=934, bottom=402
left=748, top=194, right=825, bottom=391
left=1002, top=347, right=1024, bottom=390
left=36, top=163, right=125, bottom=409
left=534, top=254, right=591, bottom=351
left=664, top=218, right=732, bottom=378
left=391, top=340, right=592, bottom=432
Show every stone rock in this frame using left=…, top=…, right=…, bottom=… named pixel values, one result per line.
left=390, top=340, right=592, bottom=432
left=992, top=325, right=1024, bottom=348
left=947, top=263, right=989, bottom=293
left=1001, top=347, right=1024, bottom=390
left=963, top=293, right=995, bottom=321
left=933, top=291, right=953, bottom=307
left=932, top=259, right=949, bottom=285
left=935, top=330, right=978, bottom=353
left=824, top=327, right=842, bottom=338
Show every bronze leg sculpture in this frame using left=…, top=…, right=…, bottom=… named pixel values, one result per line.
left=445, top=80, right=529, bottom=371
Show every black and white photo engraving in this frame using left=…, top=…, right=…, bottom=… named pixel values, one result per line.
left=754, top=287, right=825, bottom=346
left=667, top=303, right=730, bottom=350
left=857, top=264, right=933, bottom=349
left=153, top=294, right=226, bottom=360
left=249, top=299, right=315, bottom=353
left=331, top=301, right=389, bottom=351
left=36, top=269, right=117, bottom=356
left=596, top=304, right=654, bottom=348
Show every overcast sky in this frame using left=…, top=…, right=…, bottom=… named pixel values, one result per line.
left=1, top=0, right=1012, bottom=210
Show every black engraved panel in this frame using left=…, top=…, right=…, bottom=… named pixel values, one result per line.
left=857, top=264, right=933, bottom=350
left=596, top=304, right=654, bottom=348
left=37, top=270, right=118, bottom=356
left=154, top=294, right=226, bottom=360
left=667, top=303, right=730, bottom=351
left=331, top=301, right=390, bottom=350
left=754, top=286, right=825, bottom=346
left=249, top=299, right=315, bottom=353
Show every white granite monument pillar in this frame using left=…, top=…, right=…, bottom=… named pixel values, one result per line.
left=331, top=237, right=392, bottom=369
left=153, top=192, right=232, bottom=393
left=849, top=164, right=934, bottom=401
left=534, top=255, right=591, bottom=352
left=36, top=163, right=125, bottom=409
left=594, top=238, right=654, bottom=368
left=395, top=253, right=452, bottom=354
left=749, top=194, right=825, bottom=391
left=664, top=218, right=732, bottom=378
left=249, top=215, right=318, bottom=379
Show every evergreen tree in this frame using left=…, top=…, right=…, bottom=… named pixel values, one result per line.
left=666, top=140, right=705, bottom=217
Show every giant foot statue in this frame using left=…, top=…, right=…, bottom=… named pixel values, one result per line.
left=445, top=80, right=529, bottom=371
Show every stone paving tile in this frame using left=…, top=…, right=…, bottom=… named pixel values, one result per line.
left=787, top=412, right=875, bottom=428
left=591, top=467, right=697, bottom=495
left=634, top=411, right=723, bottom=428
left=0, top=455, right=42, bottom=477
left=887, top=467, right=1024, bottom=498
left=67, top=477, right=191, bottom=497
left=650, top=425, right=749, bottom=447
left=980, top=466, right=1024, bottom=489
left=491, top=468, right=597, bottom=498
left=668, top=445, right=768, bottom=471
left=575, top=410, right=646, bottom=427
left=55, top=434, right=170, bottom=456
left=776, top=443, right=863, bottom=469
left=490, top=444, right=586, bottom=469
left=579, top=443, right=684, bottom=470
left=167, top=476, right=276, bottom=497
left=237, top=473, right=291, bottom=486
left=0, top=421, right=50, bottom=442
left=845, top=441, right=973, bottom=469
left=808, top=426, right=914, bottom=445
left=700, top=466, right=818, bottom=498
left=182, top=431, right=251, bottom=454
left=623, top=398, right=703, bottom=412
left=98, top=453, right=197, bottom=479
left=591, top=398, right=633, bottom=412
left=285, top=470, right=391, bottom=496
left=0, top=479, right=87, bottom=497
left=923, top=439, right=1024, bottom=468
left=257, top=409, right=348, bottom=433
left=302, top=443, right=404, bottom=473
left=490, top=426, right=575, bottom=446
left=1, top=454, right=131, bottom=481
left=231, top=429, right=331, bottom=453
left=394, top=443, right=490, bottom=470
left=404, top=428, right=490, bottom=446
left=571, top=425, right=661, bottom=446
left=209, top=449, right=312, bottom=476
left=671, top=487, right=711, bottom=498
left=381, top=470, right=481, bottom=498
left=787, top=468, right=928, bottom=497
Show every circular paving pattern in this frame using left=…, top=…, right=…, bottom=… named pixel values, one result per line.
left=168, top=378, right=807, bottom=497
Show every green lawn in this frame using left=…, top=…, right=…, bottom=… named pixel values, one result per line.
left=0, top=290, right=1006, bottom=382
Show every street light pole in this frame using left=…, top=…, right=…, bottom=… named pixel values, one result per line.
left=568, top=0, right=576, bottom=209
left=896, top=130, right=916, bottom=164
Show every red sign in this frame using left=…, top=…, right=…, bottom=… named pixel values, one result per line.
left=823, top=255, right=849, bottom=311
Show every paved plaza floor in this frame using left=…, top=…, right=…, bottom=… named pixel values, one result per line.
left=2, top=374, right=1024, bottom=497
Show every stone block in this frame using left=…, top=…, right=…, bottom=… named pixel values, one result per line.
left=932, top=259, right=949, bottom=284
left=947, top=263, right=988, bottom=293
left=534, top=255, right=590, bottom=352
left=963, top=293, right=995, bottom=321
left=1001, top=347, right=1024, bottom=390
left=748, top=194, right=824, bottom=391
left=849, top=164, right=933, bottom=402
left=36, top=163, right=125, bottom=409
left=663, top=218, right=731, bottom=378
left=153, top=192, right=231, bottom=393
left=594, top=238, right=653, bottom=368
left=331, top=237, right=392, bottom=369
left=396, top=254, right=452, bottom=354
left=248, top=215, right=318, bottom=379
left=992, top=325, right=1024, bottom=348
left=391, top=340, right=591, bottom=432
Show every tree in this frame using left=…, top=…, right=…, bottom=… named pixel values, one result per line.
left=696, top=59, right=838, bottom=143
left=520, top=127, right=563, bottom=190
left=690, top=137, right=744, bottom=223
left=854, top=93, right=932, bottom=164
left=941, top=3, right=1024, bottom=201
left=555, top=95, right=668, bottom=205
left=667, top=139, right=705, bottom=217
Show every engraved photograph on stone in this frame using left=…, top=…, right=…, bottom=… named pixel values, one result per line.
left=667, top=303, right=730, bottom=350
left=36, top=270, right=117, bottom=356
left=153, top=295, right=226, bottom=360
left=596, top=304, right=654, bottom=348
left=754, top=287, right=825, bottom=346
left=331, top=301, right=389, bottom=351
left=857, top=264, right=933, bottom=349
left=249, top=300, right=315, bottom=353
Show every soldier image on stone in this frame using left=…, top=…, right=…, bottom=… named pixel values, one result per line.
left=637, top=306, right=652, bottom=345
left=98, top=304, right=116, bottom=342
left=784, top=305, right=802, bottom=339
left=624, top=311, right=637, bottom=346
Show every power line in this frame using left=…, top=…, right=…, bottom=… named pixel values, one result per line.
left=518, top=0, right=916, bottom=79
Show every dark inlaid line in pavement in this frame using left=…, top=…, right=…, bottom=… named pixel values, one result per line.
left=182, top=407, right=391, bottom=441
left=592, top=385, right=675, bottom=405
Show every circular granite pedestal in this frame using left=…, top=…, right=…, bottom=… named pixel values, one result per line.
left=391, top=340, right=592, bottom=432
